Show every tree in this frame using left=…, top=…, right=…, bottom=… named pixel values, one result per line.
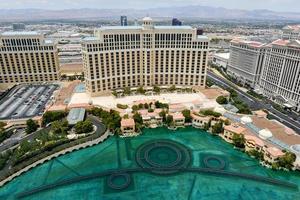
left=112, top=91, right=118, bottom=97
left=137, top=87, right=145, bottom=94
left=155, top=101, right=169, bottom=109
left=211, top=122, right=223, bottom=134
left=144, top=103, right=149, bottom=109
left=182, top=109, right=192, bottom=123
left=232, top=133, right=245, bottom=148
left=75, top=120, right=94, bottom=134
left=133, top=112, right=143, bottom=124
left=166, top=115, right=173, bottom=126
left=203, top=121, right=211, bottom=131
left=0, top=122, right=7, bottom=130
left=277, top=152, right=296, bottom=170
left=138, top=103, right=144, bottom=109
left=123, top=87, right=131, bottom=95
left=42, top=111, right=66, bottom=125
left=200, top=110, right=221, bottom=117
left=153, top=85, right=160, bottom=94
left=51, top=120, right=69, bottom=135
left=26, top=119, right=38, bottom=134
left=216, top=96, right=228, bottom=105
left=159, top=110, right=167, bottom=122
left=168, top=85, right=176, bottom=92
left=223, top=119, right=231, bottom=126
left=132, top=105, right=139, bottom=112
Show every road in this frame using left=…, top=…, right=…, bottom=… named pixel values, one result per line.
left=0, top=127, right=51, bottom=152
left=207, top=71, right=300, bottom=134
left=0, top=115, right=106, bottom=152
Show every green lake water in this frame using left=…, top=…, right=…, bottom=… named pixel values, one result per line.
left=0, top=127, right=299, bottom=200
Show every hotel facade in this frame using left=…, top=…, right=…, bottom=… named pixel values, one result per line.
left=259, top=39, right=300, bottom=111
left=0, top=32, right=60, bottom=88
left=227, top=38, right=265, bottom=88
left=228, top=35, right=300, bottom=111
left=82, top=17, right=209, bottom=96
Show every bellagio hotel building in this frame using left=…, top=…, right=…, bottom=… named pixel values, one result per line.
left=82, top=17, right=209, bottom=96
left=0, top=31, right=60, bottom=88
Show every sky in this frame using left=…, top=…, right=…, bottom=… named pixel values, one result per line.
left=0, top=0, right=299, bottom=12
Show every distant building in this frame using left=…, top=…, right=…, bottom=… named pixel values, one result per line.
left=282, top=25, right=300, bottom=40
left=120, top=16, right=128, bottom=26
left=227, top=38, right=265, bottom=88
left=82, top=17, right=209, bottom=96
left=12, top=23, right=25, bottom=31
left=259, top=39, right=300, bottom=111
left=172, top=18, right=182, bottom=26
left=212, top=53, right=230, bottom=69
left=0, top=31, right=60, bottom=88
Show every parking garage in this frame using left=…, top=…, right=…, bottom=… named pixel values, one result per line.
left=0, top=84, right=59, bottom=120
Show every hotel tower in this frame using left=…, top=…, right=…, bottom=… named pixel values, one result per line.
left=0, top=31, right=60, bottom=88
left=82, top=17, right=209, bottom=96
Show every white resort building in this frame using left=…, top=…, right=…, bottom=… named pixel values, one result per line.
left=259, top=39, right=300, bottom=111
left=0, top=31, right=60, bottom=88
left=227, top=38, right=265, bottom=88
left=82, top=17, right=209, bottom=96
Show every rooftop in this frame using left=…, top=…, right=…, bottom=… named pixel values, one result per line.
left=1, top=31, right=40, bottom=37
left=213, top=52, right=230, bottom=60
left=171, top=112, right=185, bottom=120
left=224, top=123, right=245, bottom=134
left=266, top=146, right=285, bottom=158
left=231, top=38, right=265, bottom=48
left=67, top=108, right=86, bottom=125
left=269, top=39, right=300, bottom=48
left=121, top=118, right=135, bottom=127
left=98, top=25, right=194, bottom=31
left=252, top=116, right=300, bottom=145
left=245, top=135, right=264, bottom=147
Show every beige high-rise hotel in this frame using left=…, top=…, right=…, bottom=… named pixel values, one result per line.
left=0, top=31, right=60, bottom=88
left=82, top=17, right=209, bottom=96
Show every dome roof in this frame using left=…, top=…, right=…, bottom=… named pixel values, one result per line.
left=241, top=116, right=252, bottom=124
left=259, top=129, right=273, bottom=140
left=143, top=17, right=153, bottom=21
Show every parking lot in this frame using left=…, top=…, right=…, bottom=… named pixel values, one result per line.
left=0, top=84, right=59, bottom=120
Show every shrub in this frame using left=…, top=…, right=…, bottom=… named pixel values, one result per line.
left=155, top=101, right=169, bottom=109
left=232, top=133, right=245, bottom=148
left=166, top=115, right=173, bottom=126
left=116, top=104, right=128, bottom=109
left=75, top=120, right=94, bottom=134
left=200, top=110, right=221, bottom=117
left=211, top=122, right=223, bottom=134
left=137, top=87, right=145, bottom=94
left=26, top=119, right=38, bottom=134
left=42, top=111, right=67, bottom=125
left=133, top=113, right=143, bottom=124
left=216, top=96, right=228, bottom=105
left=182, top=109, right=192, bottom=123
